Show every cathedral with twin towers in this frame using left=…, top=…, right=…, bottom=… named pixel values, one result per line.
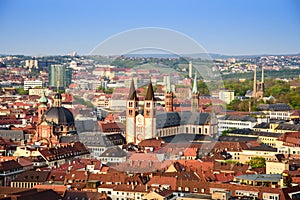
left=125, top=76, right=218, bottom=144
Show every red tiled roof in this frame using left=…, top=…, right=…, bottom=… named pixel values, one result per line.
left=147, top=175, right=177, bottom=190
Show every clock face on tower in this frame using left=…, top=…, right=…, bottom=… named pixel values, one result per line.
left=138, top=117, right=142, bottom=123
left=137, top=134, right=144, bottom=141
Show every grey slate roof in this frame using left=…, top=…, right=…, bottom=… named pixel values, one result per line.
left=235, top=174, right=282, bottom=182
left=0, top=130, right=24, bottom=140
left=228, top=128, right=282, bottom=138
left=156, top=111, right=211, bottom=129
left=100, top=146, right=127, bottom=157
left=78, top=132, right=125, bottom=147
left=253, top=122, right=270, bottom=129
left=78, top=132, right=113, bottom=147
left=218, top=136, right=258, bottom=142
left=247, top=144, right=277, bottom=152
left=161, top=134, right=215, bottom=143
left=276, top=124, right=300, bottom=131
left=257, top=103, right=291, bottom=111
left=219, top=115, right=257, bottom=122
left=75, top=119, right=101, bottom=133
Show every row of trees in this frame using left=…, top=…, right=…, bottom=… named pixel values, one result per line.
left=226, top=79, right=300, bottom=110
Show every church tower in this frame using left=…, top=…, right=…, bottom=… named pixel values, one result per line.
left=53, top=93, right=62, bottom=107
left=144, top=80, right=156, bottom=140
left=191, top=74, right=199, bottom=112
left=253, top=66, right=265, bottom=99
left=165, top=76, right=173, bottom=112
left=126, top=79, right=138, bottom=144
left=38, top=92, right=48, bottom=124
left=253, top=66, right=257, bottom=98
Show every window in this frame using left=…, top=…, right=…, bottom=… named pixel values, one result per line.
left=129, top=110, right=133, bottom=115
left=193, top=188, right=198, bottom=192
left=146, top=110, right=150, bottom=116
left=199, top=128, right=202, bottom=133
left=129, top=102, right=133, bottom=107
left=146, top=102, right=150, bottom=108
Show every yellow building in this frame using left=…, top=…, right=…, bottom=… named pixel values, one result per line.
left=239, top=145, right=277, bottom=164
left=266, top=161, right=289, bottom=174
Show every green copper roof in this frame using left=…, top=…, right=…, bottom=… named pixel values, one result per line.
left=39, top=92, right=48, bottom=104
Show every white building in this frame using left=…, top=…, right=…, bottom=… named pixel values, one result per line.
left=24, top=80, right=43, bottom=90
left=219, top=90, right=235, bottom=104
left=257, top=103, right=291, bottom=120
left=218, top=115, right=257, bottom=134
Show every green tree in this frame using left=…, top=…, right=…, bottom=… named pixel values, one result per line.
left=247, top=157, right=266, bottom=168
left=16, top=88, right=29, bottom=95
left=97, top=86, right=114, bottom=94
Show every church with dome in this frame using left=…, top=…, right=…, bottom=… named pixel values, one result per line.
left=31, top=92, right=77, bottom=146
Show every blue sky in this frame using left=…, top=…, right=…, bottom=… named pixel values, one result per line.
left=0, top=0, right=299, bottom=55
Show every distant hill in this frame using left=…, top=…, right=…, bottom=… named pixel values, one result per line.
left=124, top=52, right=300, bottom=59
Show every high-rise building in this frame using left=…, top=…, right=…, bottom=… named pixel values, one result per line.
left=49, top=64, right=72, bottom=89
left=25, top=60, right=38, bottom=69
left=219, top=89, right=235, bottom=104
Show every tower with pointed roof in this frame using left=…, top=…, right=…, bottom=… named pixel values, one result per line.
left=38, top=92, right=48, bottom=124
left=143, top=80, right=156, bottom=140
left=253, top=66, right=265, bottom=99
left=191, top=73, right=199, bottom=112
left=126, top=79, right=138, bottom=144
left=165, top=76, right=173, bottom=112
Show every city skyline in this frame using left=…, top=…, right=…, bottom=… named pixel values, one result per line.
left=0, top=0, right=299, bottom=56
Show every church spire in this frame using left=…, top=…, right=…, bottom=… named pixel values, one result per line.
left=192, top=73, right=198, bottom=94
left=145, top=79, right=155, bottom=101
left=128, top=79, right=137, bottom=100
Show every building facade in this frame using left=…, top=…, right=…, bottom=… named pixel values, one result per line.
left=126, top=78, right=218, bottom=144
left=49, top=64, right=72, bottom=89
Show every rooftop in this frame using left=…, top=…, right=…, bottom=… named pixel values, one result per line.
left=235, top=174, right=282, bottom=182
